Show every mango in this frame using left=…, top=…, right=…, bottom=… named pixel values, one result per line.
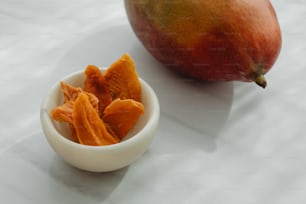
left=125, top=0, right=282, bottom=88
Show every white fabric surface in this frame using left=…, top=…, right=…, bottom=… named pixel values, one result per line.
left=1, top=0, right=306, bottom=203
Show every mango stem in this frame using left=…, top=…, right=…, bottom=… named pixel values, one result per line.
left=254, top=75, right=267, bottom=88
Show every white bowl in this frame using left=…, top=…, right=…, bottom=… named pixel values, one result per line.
left=40, top=68, right=160, bottom=172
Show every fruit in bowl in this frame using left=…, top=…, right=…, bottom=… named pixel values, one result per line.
left=40, top=54, right=160, bottom=172
left=124, top=0, right=282, bottom=88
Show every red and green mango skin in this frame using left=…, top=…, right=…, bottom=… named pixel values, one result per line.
left=125, top=0, right=281, bottom=84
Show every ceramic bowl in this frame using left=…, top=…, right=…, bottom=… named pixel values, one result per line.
left=40, top=68, right=160, bottom=172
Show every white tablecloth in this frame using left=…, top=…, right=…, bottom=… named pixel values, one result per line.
left=1, top=1, right=305, bottom=203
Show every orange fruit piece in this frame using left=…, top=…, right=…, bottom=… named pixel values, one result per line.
left=51, top=101, right=78, bottom=142
left=84, top=65, right=112, bottom=117
left=104, top=54, right=142, bottom=102
left=103, top=98, right=144, bottom=140
left=53, top=82, right=100, bottom=143
left=51, top=101, right=74, bottom=124
left=60, top=82, right=82, bottom=102
left=60, top=81, right=99, bottom=111
left=73, top=92, right=119, bottom=146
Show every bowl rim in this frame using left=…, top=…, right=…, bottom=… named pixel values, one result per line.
left=40, top=68, right=160, bottom=152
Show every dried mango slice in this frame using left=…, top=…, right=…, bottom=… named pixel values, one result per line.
left=50, top=101, right=78, bottom=142
left=54, top=82, right=100, bottom=142
left=104, top=54, right=142, bottom=102
left=60, top=81, right=99, bottom=111
left=103, top=99, right=144, bottom=140
left=84, top=65, right=112, bottom=117
left=60, top=81, right=82, bottom=102
left=73, top=92, right=119, bottom=146
left=51, top=101, right=74, bottom=124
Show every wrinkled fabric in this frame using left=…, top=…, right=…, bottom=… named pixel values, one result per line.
left=1, top=1, right=306, bottom=203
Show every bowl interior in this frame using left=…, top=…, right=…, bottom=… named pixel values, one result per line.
left=44, top=69, right=156, bottom=145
